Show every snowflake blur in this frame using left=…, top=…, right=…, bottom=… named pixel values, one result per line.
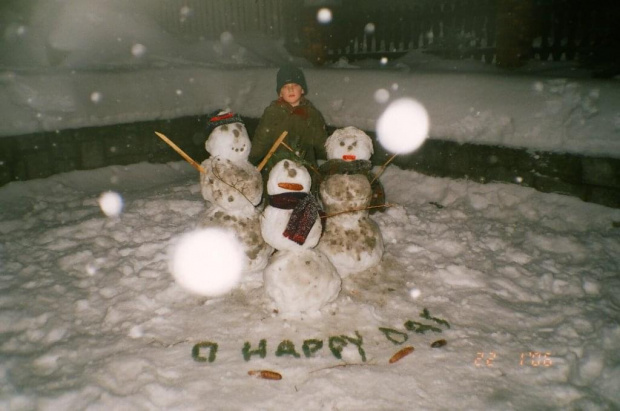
left=376, top=98, right=430, bottom=154
left=220, top=31, right=234, bottom=45
left=317, top=8, right=332, bottom=24
left=169, top=228, right=244, bottom=297
left=374, top=88, right=390, bottom=104
left=131, top=43, right=147, bottom=57
left=98, top=191, right=123, bottom=217
left=179, top=6, right=192, bottom=22
left=90, top=92, right=103, bottom=103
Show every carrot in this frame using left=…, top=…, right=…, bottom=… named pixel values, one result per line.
left=277, top=182, right=304, bottom=191
left=248, top=370, right=282, bottom=380
left=388, top=346, right=415, bottom=364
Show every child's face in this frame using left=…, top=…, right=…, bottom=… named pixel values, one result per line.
left=279, top=83, right=304, bottom=107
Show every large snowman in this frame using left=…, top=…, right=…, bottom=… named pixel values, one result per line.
left=317, top=127, right=384, bottom=277
left=261, top=159, right=341, bottom=314
left=198, top=110, right=273, bottom=272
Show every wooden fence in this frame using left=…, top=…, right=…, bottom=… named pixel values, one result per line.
left=149, top=0, right=291, bottom=39
left=148, top=0, right=619, bottom=68
left=530, top=0, right=619, bottom=66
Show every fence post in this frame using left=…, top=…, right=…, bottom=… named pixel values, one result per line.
left=496, top=0, right=534, bottom=67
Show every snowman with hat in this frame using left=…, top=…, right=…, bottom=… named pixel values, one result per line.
left=198, top=109, right=273, bottom=272
left=317, top=126, right=385, bottom=277
left=260, top=156, right=341, bottom=314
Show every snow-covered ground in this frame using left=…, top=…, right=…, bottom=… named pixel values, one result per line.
left=1, top=2, right=620, bottom=410
left=1, top=162, right=619, bottom=410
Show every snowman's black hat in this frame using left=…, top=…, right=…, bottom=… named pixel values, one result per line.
left=205, top=110, right=244, bottom=136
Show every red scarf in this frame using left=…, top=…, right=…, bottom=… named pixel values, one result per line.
left=277, top=98, right=309, bottom=119
left=268, top=192, right=322, bottom=245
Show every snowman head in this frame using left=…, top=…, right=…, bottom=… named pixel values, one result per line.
left=204, top=110, right=251, bottom=162
left=325, top=126, right=374, bottom=161
left=267, top=159, right=311, bottom=195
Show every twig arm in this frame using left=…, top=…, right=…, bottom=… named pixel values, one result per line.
left=370, top=153, right=397, bottom=184
left=257, top=131, right=288, bottom=171
left=321, top=203, right=395, bottom=219
left=155, top=131, right=205, bottom=173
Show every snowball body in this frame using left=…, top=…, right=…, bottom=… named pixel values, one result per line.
left=200, top=157, right=262, bottom=213
left=318, top=173, right=384, bottom=277
left=263, top=249, right=341, bottom=313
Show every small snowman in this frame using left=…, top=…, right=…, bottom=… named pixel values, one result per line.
left=318, top=126, right=385, bottom=211
left=261, top=158, right=341, bottom=314
left=198, top=110, right=273, bottom=272
left=317, top=127, right=384, bottom=277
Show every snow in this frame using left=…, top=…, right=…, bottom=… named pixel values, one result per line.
left=1, top=2, right=620, bottom=409
left=1, top=161, right=619, bottom=410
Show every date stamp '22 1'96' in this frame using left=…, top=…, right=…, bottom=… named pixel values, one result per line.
left=475, top=351, right=553, bottom=368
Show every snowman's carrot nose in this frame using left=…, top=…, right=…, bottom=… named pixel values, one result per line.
left=342, top=154, right=356, bottom=161
left=278, top=182, right=304, bottom=191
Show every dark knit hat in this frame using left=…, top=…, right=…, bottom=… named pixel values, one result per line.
left=276, top=65, right=308, bottom=94
left=205, top=109, right=243, bottom=135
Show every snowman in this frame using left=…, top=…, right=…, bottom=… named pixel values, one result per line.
left=261, top=158, right=341, bottom=314
left=317, top=127, right=384, bottom=277
left=198, top=110, right=273, bottom=272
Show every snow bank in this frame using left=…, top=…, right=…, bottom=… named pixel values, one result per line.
left=2, top=66, right=620, bottom=159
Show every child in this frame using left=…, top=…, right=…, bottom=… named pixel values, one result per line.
left=249, top=65, right=328, bottom=176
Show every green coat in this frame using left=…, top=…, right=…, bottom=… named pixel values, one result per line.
left=249, top=97, right=328, bottom=174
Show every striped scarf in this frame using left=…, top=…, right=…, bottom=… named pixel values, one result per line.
left=268, top=192, right=322, bottom=245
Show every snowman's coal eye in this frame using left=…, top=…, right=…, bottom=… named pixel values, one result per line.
left=340, top=141, right=345, bottom=146
left=353, top=141, right=357, bottom=146
left=283, top=161, right=289, bottom=168
left=233, top=129, right=240, bottom=137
